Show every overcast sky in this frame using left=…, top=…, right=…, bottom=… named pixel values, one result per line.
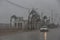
left=0, top=0, right=60, bottom=23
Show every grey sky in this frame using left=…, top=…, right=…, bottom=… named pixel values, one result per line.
left=0, top=0, right=60, bottom=23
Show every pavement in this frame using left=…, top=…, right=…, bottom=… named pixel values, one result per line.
left=0, top=28, right=60, bottom=40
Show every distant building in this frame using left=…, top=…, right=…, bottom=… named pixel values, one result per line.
left=10, top=15, right=28, bottom=30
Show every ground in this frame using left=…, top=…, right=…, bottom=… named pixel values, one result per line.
left=0, top=27, right=60, bottom=40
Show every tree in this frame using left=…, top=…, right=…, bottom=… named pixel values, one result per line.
left=43, top=16, right=47, bottom=20
left=41, top=15, right=48, bottom=26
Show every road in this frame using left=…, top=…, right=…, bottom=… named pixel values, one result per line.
left=0, top=28, right=60, bottom=40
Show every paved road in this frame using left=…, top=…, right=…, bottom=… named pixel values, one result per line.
left=0, top=28, right=60, bottom=40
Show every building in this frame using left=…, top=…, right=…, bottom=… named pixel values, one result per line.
left=10, top=15, right=26, bottom=30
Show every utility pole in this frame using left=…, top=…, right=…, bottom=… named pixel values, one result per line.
left=54, top=13, right=58, bottom=24
left=59, top=17, right=60, bottom=25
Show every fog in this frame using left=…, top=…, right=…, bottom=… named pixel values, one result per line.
left=0, top=0, right=60, bottom=23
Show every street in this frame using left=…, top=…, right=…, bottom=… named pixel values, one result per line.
left=0, top=28, right=60, bottom=40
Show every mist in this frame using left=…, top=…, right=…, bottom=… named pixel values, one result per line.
left=0, top=0, right=60, bottom=23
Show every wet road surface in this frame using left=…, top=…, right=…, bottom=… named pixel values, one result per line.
left=0, top=28, right=60, bottom=40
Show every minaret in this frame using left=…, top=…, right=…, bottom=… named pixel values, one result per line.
left=41, top=12, right=43, bottom=19
left=51, top=10, right=54, bottom=23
